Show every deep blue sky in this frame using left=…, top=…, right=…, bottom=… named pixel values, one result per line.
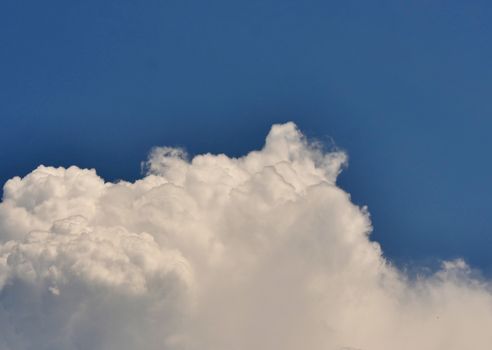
left=1, top=1, right=492, bottom=272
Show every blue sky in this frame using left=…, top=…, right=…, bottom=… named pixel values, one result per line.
left=1, top=0, right=492, bottom=272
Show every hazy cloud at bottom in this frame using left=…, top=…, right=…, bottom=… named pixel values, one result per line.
left=0, top=122, right=490, bottom=349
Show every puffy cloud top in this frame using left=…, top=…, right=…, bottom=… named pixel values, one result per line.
left=0, top=122, right=491, bottom=350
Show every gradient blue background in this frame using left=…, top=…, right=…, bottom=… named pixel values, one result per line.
left=1, top=1, right=492, bottom=273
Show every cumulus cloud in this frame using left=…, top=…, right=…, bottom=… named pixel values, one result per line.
left=0, top=122, right=491, bottom=349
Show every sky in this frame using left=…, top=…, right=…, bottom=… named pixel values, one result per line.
left=1, top=2, right=492, bottom=347
left=1, top=0, right=492, bottom=282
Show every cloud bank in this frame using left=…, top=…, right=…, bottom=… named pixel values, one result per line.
left=0, top=122, right=491, bottom=349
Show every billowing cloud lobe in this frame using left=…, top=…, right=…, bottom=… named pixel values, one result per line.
left=0, top=123, right=491, bottom=349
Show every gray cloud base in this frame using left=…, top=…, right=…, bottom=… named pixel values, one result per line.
left=0, top=123, right=491, bottom=349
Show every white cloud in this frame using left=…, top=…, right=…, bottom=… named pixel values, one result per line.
left=0, top=122, right=491, bottom=349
